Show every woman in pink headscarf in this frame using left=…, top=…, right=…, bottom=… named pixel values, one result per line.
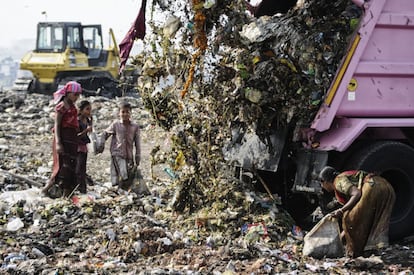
left=42, top=81, right=82, bottom=197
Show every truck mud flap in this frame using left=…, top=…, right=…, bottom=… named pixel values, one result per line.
left=292, top=149, right=328, bottom=193
left=224, top=128, right=287, bottom=172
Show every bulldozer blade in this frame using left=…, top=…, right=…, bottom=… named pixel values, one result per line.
left=12, top=79, right=32, bottom=91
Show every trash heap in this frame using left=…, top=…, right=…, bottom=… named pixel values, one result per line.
left=0, top=92, right=299, bottom=273
left=135, top=0, right=360, bottom=229
left=1, top=0, right=413, bottom=267
left=7, top=0, right=413, bottom=273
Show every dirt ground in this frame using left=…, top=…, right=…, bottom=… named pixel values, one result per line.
left=0, top=91, right=413, bottom=274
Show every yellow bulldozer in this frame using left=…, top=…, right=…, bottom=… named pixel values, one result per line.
left=13, top=22, right=124, bottom=97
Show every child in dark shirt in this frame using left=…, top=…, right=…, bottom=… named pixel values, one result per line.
left=76, top=100, right=93, bottom=193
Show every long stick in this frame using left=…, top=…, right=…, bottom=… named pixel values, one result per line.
left=255, top=171, right=276, bottom=201
left=0, top=169, right=43, bottom=187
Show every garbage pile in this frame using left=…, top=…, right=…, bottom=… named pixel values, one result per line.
left=0, top=91, right=298, bottom=273
left=135, top=0, right=360, bottom=214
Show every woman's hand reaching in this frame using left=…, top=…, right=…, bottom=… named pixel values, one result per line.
left=330, top=208, right=344, bottom=219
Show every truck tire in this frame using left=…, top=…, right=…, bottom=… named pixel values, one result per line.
left=348, top=141, right=414, bottom=240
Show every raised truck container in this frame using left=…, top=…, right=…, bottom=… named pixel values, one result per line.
left=236, top=0, right=414, bottom=240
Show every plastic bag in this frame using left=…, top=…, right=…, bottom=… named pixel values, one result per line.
left=88, top=132, right=105, bottom=154
left=132, top=168, right=151, bottom=195
left=302, top=216, right=344, bottom=259
left=119, top=164, right=136, bottom=190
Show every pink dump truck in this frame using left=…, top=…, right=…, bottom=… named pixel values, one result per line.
left=298, top=0, right=414, bottom=240
left=237, top=0, right=414, bottom=240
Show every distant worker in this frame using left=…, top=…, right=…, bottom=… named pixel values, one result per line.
left=42, top=81, right=82, bottom=198
left=103, top=101, right=141, bottom=191
left=319, top=166, right=396, bottom=257
left=76, top=100, right=93, bottom=194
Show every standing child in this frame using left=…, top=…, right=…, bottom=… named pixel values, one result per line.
left=104, top=101, right=141, bottom=190
left=76, top=100, right=93, bottom=194
left=42, top=81, right=82, bottom=197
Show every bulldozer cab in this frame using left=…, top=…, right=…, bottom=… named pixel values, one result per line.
left=36, top=22, right=105, bottom=66
left=82, top=25, right=104, bottom=61
left=37, top=22, right=85, bottom=53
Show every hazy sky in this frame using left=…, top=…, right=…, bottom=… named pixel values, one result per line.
left=0, top=0, right=142, bottom=49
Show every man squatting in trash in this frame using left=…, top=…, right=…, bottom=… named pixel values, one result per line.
left=103, top=101, right=141, bottom=190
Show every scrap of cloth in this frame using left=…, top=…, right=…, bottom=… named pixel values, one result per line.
left=53, top=81, right=82, bottom=103
left=119, top=0, right=147, bottom=74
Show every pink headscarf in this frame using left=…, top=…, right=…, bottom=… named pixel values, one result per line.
left=53, top=81, right=82, bottom=103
